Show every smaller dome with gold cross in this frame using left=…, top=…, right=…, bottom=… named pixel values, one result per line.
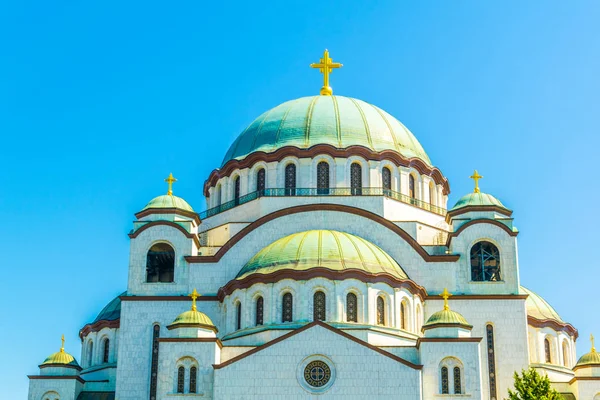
left=40, top=336, right=80, bottom=369
left=449, top=170, right=510, bottom=214
left=575, top=335, right=600, bottom=369
left=168, top=289, right=217, bottom=332
left=422, top=289, right=472, bottom=332
left=142, top=173, right=194, bottom=212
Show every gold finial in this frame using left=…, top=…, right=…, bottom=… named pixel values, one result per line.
left=592, top=333, right=596, bottom=353
left=470, top=170, right=483, bottom=193
left=60, top=334, right=65, bottom=353
left=441, top=288, right=452, bottom=311
left=189, top=288, right=200, bottom=311
left=165, top=173, right=177, bottom=196
left=310, top=49, right=343, bottom=96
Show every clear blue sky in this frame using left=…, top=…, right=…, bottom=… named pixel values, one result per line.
left=1, top=1, right=599, bottom=396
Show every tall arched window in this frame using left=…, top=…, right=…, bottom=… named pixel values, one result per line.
left=215, top=184, right=222, bottom=207
left=376, top=296, right=385, bottom=325
left=256, top=168, right=266, bottom=196
left=441, top=366, right=449, bottom=394
left=400, top=302, right=406, bottom=330
left=545, top=338, right=552, bottom=363
left=563, top=341, right=570, bottom=367
left=150, top=325, right=160, bottom=400
left=429, top=181, right=435, bottom=206
left=102, top=338, right=110, bottom=363
left=177, top=366, right=185, bottom=393
left=416, top=304, right=422, bottom=333
left=146, top=243, right=175, bottom=283
left=382, top=167, right=392, bottom=194
left=454, top=367, right=462, bottom=394
left=409, top=174, right=416, bottom=201
left=236, top=302, right=242, bottom=330
left=350, top=163, right=362, bottom=195
left=87, top=340, right=94, bottom=367
left=255, top=297, right=264, bottom=326
left=282, top=293, right=293, bottom=322
left=285, top=164, right=296, bottom=196
left=234, top=176, right=241, bottom=205
left=346, top=293, right=358, bottom=322
left=189, top=366, right=197, bottom=394
left=470, top=241, right=501, bottom=282
left=486, top=324, right=497, bottom=399
left=313, top=291, right=326, bottom=321
left=317, top=161, right=330, bottom=195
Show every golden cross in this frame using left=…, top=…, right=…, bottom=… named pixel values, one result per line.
left=310, top=49, right=343, bottom=96
left=189, top=288, right=200, bottom=311
left=592, top=333, right=596, bottom=353
left=470, top=170, right=483, bottom=193
left=441, top=288, right=452, bottom=311
left=60, top=334, right=65, bottom=353
left=165, top=173, right=177, bottom=195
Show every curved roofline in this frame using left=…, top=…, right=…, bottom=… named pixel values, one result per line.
left=218, top=267, right=428, bottom=301
left=203, top=144, right=450, bottom=197
left=185, top=204, right=460, bottom=264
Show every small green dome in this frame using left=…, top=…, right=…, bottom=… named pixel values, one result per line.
left=168, top=309, right=215, bottom=329
left=236, top=230, right=408, bottom=280
left=142, top=194, right=194, bottom=212
left=423, top=309, right=471, bottom=329
left=221, top=95, right=431, bottom=167
left=91, top=292, right=124, bottom=324
left=450, top=191, right=509, bottom=213
left=41, top=349, right=79, bottom=368
left=520, top=286, right=564, bottom=322
left=576, top=350, right=600, bottom=367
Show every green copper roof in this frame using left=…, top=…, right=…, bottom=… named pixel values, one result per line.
left=221, top=95, right=431, bottom=167
left=450, top=191, right=509, bottom=213
left=168, top=309, right=215, bottom=328
left=92, top=292, right=124, bottom=324
left=576, top=350, right=600, bottom=367
left=142, top=194, right=194, bottom=212
left=423, top=309, right=471, bottom=329
left=41, top=350, right=80, bottom=368
left=236, top=230, right=408, bottom=280
left=520, top=286, right=564, bottom=322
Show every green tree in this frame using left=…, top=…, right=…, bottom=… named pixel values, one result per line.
left=507, top=368, right=563, bottom=400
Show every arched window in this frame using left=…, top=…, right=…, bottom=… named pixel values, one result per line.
left=285, top=164, right=296, bottom=196
left=255, top=296, right=264, bottom=326
left=486, top=324, right=497, bottom=399
left=189, top=366, right=197, bottom=393
left=416, top=304, right=422, bottom=333
left=409, top=174, right=416, bottom=201
left=215, top=184, right=221, bottom=207
left=400, top=302, right=406, bottom=330
left=382, top=167, right=392, bottom=194
left=313, top=291, right=326, bottom=321
left=563, top=341, right=570, bottom=367
left=236, top=302, right=242, bottom=330
left=177, top=366, right=185, bottom=393
left=234, top=176, right=241, bottom=205
left=376, top=296, right=385, bottom=325
left=470, top=241, right=501, bottom=282
left=102, top=338, right=110, bottom=363
left=441, top=366, right=449, bottom=394
left=545, top=338, right=552, bottom=363
left=150, top=325, right=160, bottom=400
left=429, top=181, right=435, bottom=206
left=87, top=340, right=94, bottom=367
left=346, top=293, right=358, bottom=322
left=146, top=243, right=175, bottom=283
left=454, top=367, right=462, bottom=394
left=317, top=161, right=330, bottom=195
left=350, top=163, right=362, bottom=195
left=282, top=293, right=293, bottom=322
left=256, top=168, right=266, bottom=196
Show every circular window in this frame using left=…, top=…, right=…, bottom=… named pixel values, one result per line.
left=304, top=360, right=331, bottom=387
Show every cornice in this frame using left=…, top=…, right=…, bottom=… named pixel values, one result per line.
left=135, top=208, right=200, bottom=224
left=128, top=220, right=200, bottom=247
left=204, top=144, right=450, bottom=196
left=416, top=337, right=483, bottom=349
left=446, top=205, right=513, bottom=221
left=446, top=219, right=518, bottom=246
left=527, top=316, right=579, bottom=339
left=79, top=319, right=120, bottom=340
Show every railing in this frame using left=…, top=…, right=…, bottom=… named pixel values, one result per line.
left=199, top=187, right=447, bottom=219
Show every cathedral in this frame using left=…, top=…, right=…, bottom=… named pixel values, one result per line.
left=28, top=50, right=600, bottom=400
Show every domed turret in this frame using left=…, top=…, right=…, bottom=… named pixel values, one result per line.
left=423, top=289, right=472, bottom=331
left=40, top=336, right=79, bottom=368
left=142, top=173, right=193, bottom=212
left=168, top=289, right=217, bottom=338
left=449, top=170, right=511, bottom=215
left=575, top=335, right=600, bottom=369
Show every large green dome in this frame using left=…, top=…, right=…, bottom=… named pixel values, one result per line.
left=236, top=230, right=408, bottom=280
left=520, top=286, right=564, bottom=322
left=221, top=96, right=431, bottom=167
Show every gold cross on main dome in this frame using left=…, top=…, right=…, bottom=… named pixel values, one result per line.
left=470, top=170, right=483, bottom=194
left=441, top=288, right=452, bottom=311
left=189, top=288, right=200, bottom=311
left=165, top=173, right=177, bottom=196
left=310, top=49, right=343, bottom=96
